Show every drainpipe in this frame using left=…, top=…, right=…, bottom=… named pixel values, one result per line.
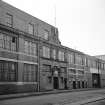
left=37, top=23, right=40, bottom=92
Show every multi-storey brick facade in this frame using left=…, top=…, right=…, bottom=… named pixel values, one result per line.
left=0, top=0, right=105, bottom=94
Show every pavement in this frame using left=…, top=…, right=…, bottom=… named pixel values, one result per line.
left=0, top=88, right=103, bottom=101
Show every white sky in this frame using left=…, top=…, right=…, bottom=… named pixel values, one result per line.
left=4, top=0, right=105, bottom=56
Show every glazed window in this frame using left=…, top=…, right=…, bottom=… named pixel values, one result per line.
left=78, top=70, right=84, bottom=75
left=28, top=23, right=34, bottom=35
left=43, top=65, right=51, bottom=72
left=0, top=33, right=4, bottom=48
left=69, top=69, right=76, bottom=74
left=58, top=51, right=64, bottom=61
left=75, top=55, right=83, bottom=65
left=0, top=33, right=17, bottom=51
left=5, top=13, right=13, bottom=27
left=68, top=53, right=74, bottom=64
left=42, top=46, right=50, bottom=58
left=24, top=40, right=37, bottom=56
left=11, top=37, right=16, bottom=51
left=52, top=49, right=56, bottom=59
left=23, top=64, right=37, bottom=82
left=43, top=30, right=49, bottom=40
left=0, top=61, right=17, bottom=82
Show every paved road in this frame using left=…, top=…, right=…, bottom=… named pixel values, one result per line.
left=0, top=89, right=105, bottom=105
left=84, top=99, right=105, bottom=105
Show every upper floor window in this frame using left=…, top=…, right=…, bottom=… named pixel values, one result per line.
left=28, top=23, right=34, bottom=35
left=68, top=69, right=76, bottom=74
left=75, top=54, right=83, bottom=65
left=68, top=53, right=74, bottom=64
left=0, top=33, right=16, bottom=51
left=78, top=70, right=84, bottom=75
left=42, top=46, right=50, bottom=58
left=52, top=49, right=56, bottom=59
left=58, top=51, right=64, bottom=61
left=6, top=13, right=13, bottom=27
left=24, top=40, right=37, bottom=56
left=43, top=64, right=51, bottom=72
left=43, top=30, right=49, bottom=40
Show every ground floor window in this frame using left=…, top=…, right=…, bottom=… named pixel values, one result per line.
left=23, top=64, right=37, bottom=82
left=0, top=61, right=17, bottom=82
left=43, top=64, right=51, bottom=72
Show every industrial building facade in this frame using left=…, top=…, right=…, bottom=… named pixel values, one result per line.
left=0, top=0, right=105, bottom=94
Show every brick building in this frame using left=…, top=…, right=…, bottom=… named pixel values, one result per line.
left=0, top=0, right=105, bottom=94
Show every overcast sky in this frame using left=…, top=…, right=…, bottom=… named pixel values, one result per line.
left=4, top=0, right=105, bottom=56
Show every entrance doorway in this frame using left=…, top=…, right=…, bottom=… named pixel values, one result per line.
left=73, top=81, right=76, bottom=89
left=53, top=77, right=59, bottom=89
left=92, top=73, right=100, bottom=88
left=78, top=81, right=80, bottom=88
left=64, top=78, right=67, bottom=89
left=82, top=81, right=84, bottom=88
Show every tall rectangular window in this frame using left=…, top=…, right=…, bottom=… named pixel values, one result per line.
left=0, top=33, right=4, bottom=48
left=68, top=53, right=74, bottom=64
left=23, top=64, right=37, bottom=82
left=0, top=33, right=17, bottom=51
left=0, top=61, right=16, bottom=82
left=24, top=40, right=37, bottom=56
left=43, top=46, right=50, bottom=58
left=43, top=30, right=49, bottom=40
left=6, top=13, right=13, bottom=27
left=58, top=51, right=64, bottom=61
left=52, top=49, right=56, bottom=59
left=75, top=55, right=83, bottom=65
left=28, top=23, right=34, bottom=35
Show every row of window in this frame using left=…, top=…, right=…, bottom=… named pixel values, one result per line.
left=68, top=69, right=84, bottom=75
left=5, top=13, right=49, bottom=40
left=0, top=32, right=37, bottom=56
left=42, top=64, right=66, bottom=73
left=42, top=46, right=65, bottom=61
left=0, top=61, right=37, bottom=82
left=0, top=33, right=16, bottom=51
left=42, top=46, right=105, bottom=69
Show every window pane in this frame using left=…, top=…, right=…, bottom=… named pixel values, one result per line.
left=43, top=46, right=50, bottom=58
left=24, top=41, right=28, bottom=54
left=58, top=51, right=64, bottom=61
left=68, top=53, right=74, bottom=64
left=33, top=43, right=37, bottom=56
left=11, top=37, right=16, bottom=51
left=23, top=64, right=37, bottom=82
left=28, top=24, right=34, bottom=35
left=43, top=30, right=49, bottom=40
left=0, top=33, right=4, bottom=48
left=6, top=13, right=13, bottom=27
left=52, top=49, right=56, bottom=59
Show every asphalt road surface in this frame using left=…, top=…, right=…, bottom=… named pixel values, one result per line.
left=0, top=89, right=105, bottom=105
left=84, top=99, right=105, bottom=105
